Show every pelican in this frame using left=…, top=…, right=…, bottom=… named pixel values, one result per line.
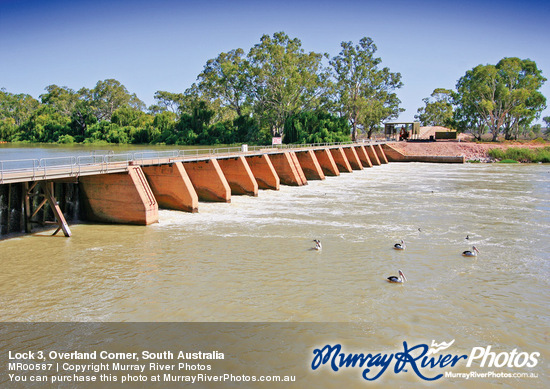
left=462, top=246, right=479, bottom=257
left=393, top=240, right=406, bottom=250
left=387, top=270, right=407, bottom=283
left=312, top=239, right=322, bottom=251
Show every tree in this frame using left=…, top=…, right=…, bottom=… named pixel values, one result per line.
left=450, top=95, right=486, bottom=141
left=0, top=88, right=40, bottom=126
left=498, top=58, right=546, bottom=140
left=111, top=107, right=153, bottom=128
left=247, top=32, right=329, bottom=137
left=69, top=99, right=97, bottom=139
left=531, top=123, right=542, bottom=138
left=330, top=37, right=403, bottom=140
left=544, top=116, right=550, bottom=136
left=16, top=106, right=71, bottom=143
left=456, top=64, right=501, bottom=141
left=89, top=79, right=145, bottom=122
left=40, top=85, right=79, bottom=117
left=146, top=110, right=176, bottom=143
left=283, top=110, right=351, bottom=144
left=454, top=58, right=546, bottom=141
left=197, top=48, right=251, bottom=117
left=415, top=88, right=453, bottom=126
left=153, top=90, right=186, bottom=115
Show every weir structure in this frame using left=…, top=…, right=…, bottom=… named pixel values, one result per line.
left=0, top=141, right=462, bottom=239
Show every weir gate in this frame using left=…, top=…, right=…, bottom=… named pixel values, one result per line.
left=0, top=142, right=463, bottom=239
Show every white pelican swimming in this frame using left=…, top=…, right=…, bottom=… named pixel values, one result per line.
left=312, top=239, right=322, bottom=251
left=462, top=246, right=479, bottom=257
left=387, top=270, right=407, bottom=283
left=393, top=240, right=406, bottom=250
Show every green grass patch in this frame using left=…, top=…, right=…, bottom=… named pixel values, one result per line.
left=488, top=146, right=550, bottom=163
left=499, top=159, right=519, bottom=163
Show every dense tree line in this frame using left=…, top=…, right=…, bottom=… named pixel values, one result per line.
left=3, top=33, right=547, bottom=145
left=415, top=57, right=548, bottom=141
left=0, top=32, right=403, bottom=145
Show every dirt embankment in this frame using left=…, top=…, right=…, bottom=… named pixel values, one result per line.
left=386, top=126, right=548, bottom=161
left=389, top=141, right=547, bottom=161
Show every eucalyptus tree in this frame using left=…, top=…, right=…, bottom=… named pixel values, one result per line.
left=247, top=32, right=330, bottom=137
left=40, top=85, right=102, bottom=138
left=70, top=97, right=97, bottom=138
left=330, top=37, right=403, bottom=140
left=153, top=90, right=187, bottom=115
left=88, top=79, right=145, bottom=122
left=40, top=85, right=79, bottom=117
left=111, top=106, right=153, bottom=128
left=197, top=48, right=251, bottom=118
left=498, top=58, right=546, bottom=140
left=0, top=88, right=40, bottom=126
left=415, top=88, right=454, bottom=126
left=450, top=94, right=486, bottom=140
left=455, top=57, right=546, bottom=141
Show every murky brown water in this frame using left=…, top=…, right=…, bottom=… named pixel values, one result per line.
left=0, top=162, right=548, bottom=387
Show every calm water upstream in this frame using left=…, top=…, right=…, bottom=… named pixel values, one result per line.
left=0, top=156, right=548, bottom=387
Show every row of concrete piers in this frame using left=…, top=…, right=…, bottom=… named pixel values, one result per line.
left=79, top=144, right=388, bottom=226
left=0, top=144, right=389, bottom=238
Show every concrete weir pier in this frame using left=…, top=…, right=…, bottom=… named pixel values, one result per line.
left=141, top=162, right=198, bottom=213
left=268, top=152, right=307, bottom=186
left=0, top=141, right=462, bottom=238
left=217, top=156, right=258, bottom=196
left=295, top=150, right=325, bottom=180
left=80, top=166, right=159, bottom=225
left=313, top=149, right=340, bottom=176
left=183, top=159, right=231, bottom=202
left=245, top=154, right=280, bottom=190
left=330, top=147, right=353, bottom=173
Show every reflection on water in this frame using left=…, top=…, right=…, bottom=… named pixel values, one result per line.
left=0, top=162, right=548, bottom=387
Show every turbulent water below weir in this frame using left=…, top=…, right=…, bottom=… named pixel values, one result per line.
left=0, top=162, right=549, bottom=387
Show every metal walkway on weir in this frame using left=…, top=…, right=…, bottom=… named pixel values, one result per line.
left=0, top=141, right=385, bottom=185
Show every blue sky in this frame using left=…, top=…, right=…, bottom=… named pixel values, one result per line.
left=1, top=0, right=549, bottom=122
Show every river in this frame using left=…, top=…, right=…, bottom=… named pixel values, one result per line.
left=0, top=146, right=548, bottom=387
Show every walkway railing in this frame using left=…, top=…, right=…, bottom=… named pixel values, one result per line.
left=0, top=140, right=382, bottom=184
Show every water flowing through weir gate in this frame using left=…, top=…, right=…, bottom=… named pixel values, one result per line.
left=0, top=142, right=464, bottom=238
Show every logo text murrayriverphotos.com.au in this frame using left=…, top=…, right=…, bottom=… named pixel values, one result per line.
left=310, top=340, right=540, bottom=381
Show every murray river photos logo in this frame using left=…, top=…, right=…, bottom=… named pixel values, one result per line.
left=310, top=340, right=540, bottom=381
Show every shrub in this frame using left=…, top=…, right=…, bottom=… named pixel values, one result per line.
left=505, top=147, right=534, bottom=162
left=531, top=137, right=547, bottom=144
left=487, top=148, right=506, bottom=160
left=283, top=110, right=351, bottom=144
left=57, top=134, right=75, bottom=144
left=535, top=147, right=550, bottom=162
left=488, top=146, right=550, bottom=163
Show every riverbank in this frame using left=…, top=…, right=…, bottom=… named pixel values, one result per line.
left=390, top=140, right=549, bottom=161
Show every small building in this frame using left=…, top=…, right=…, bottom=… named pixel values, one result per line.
left=434, top=128, right=457, bottom=140
left=384, top=122, right=420, bottom=141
